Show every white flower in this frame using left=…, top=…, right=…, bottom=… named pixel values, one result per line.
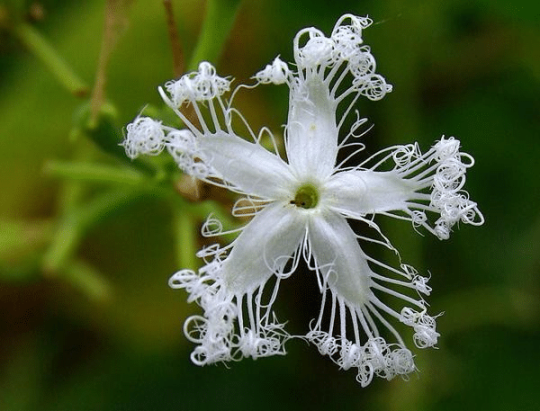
left=124, top=14, right=484, bottom=386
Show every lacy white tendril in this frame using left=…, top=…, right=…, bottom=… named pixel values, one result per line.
left=358, top=135, right=485, bottom=240
left=255, top=57, right=291, bottom=85
left=295, top=29, right=336, bottom=68
left=165, top=61, right=231, bottom=106
left=165, top=130, right=212, bottom=178
left=399, top=308, right=440, bottom=348
left=123, top=117, right=165, bottom=159
left=332, top=26, right=364, bottom=60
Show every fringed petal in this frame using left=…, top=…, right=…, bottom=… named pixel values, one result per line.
left=220, top=202, right=306, bottom=295
left=198, top=132, right=297, bottom=199
left=324, top=170, right=419, bottom=216
left=307, top=210, right=373, bottom=306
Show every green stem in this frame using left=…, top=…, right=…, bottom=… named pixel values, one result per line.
left=13, top=22, right=89, bottom=97
left=61, top=259, right=112, bottom=302
left=188, top=0, right=243, bottom=70
left=45, top=160, right=146, bottom=186
left=172, top=205, right=198, bottom=270
left=43, top=188, right=145, bottom=274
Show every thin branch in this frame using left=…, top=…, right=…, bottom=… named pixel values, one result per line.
left=13, top=22, right=89, bottom=97
left=90, top=0, right=134, bottom=123
left=163, top=0, right=185, bottom=77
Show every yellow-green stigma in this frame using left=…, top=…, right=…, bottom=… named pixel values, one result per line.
left=291, top=184, right=319, bottom=209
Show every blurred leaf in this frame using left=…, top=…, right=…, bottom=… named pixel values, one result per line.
left=188, top=0, right=243, bottom=70
left=0, top=219, right=52, bottom=261
left=0, top=251, right=42, bottom=282
left=477, top=0, right=540, bottom=24
left=43, top=188, right=148, bottom=274
left=0, top=339, right=42, bottom=411
left=0, top=219, right=50, bottom=282
left=441, top=286, right=540, bottom=334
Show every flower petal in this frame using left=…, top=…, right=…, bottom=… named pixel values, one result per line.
left=221, top=202, right=306, bottom=295
left=324, top=170, right=419, bottom=216
left=307, top=210, right=373, bottom=306
left=198, top=132, right=296, bottom=199
left=285, top=76, right=339, bottom=181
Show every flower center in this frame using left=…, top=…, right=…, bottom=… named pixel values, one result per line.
left=291, top=184, right=319, bottom=209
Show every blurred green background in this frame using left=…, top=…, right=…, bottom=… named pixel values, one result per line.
left=1, top=0, right=539, bottom=410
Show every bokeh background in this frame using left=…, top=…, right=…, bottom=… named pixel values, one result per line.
left=1, top=0, right=539, bottom=410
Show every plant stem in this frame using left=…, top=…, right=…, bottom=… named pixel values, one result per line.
left=13, top=22, right=89, bottom=97
left=163, top=0, right=184, bottom=77
left=61, top=259, right=112, bottom=302
left=45, top=160, right=145, bottom=186
left=90, top=0, right=135, bottom=122
left=43, top=188, right=145, bottom=274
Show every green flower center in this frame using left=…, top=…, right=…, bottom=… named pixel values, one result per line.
left=291, top=184, right=319, bottom=209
